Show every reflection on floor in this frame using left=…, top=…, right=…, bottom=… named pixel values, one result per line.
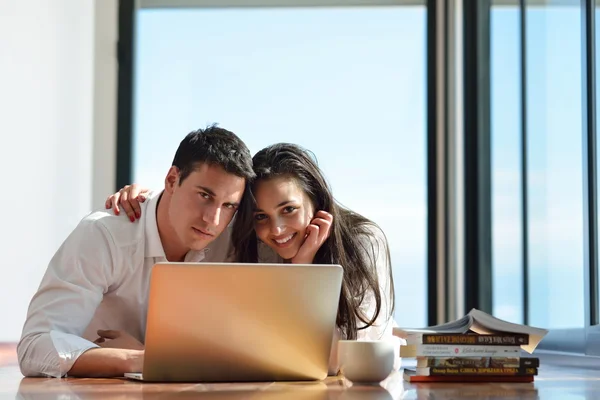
left=2, top=343, right=600, bottom=399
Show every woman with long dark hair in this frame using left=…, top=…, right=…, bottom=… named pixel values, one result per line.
left=231, top=143, right=395, bottom=342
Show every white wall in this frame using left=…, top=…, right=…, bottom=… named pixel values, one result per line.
left=0, top=0, right=118, bottom=342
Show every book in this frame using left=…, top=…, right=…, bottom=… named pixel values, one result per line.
left=405, top=333, right=529, bottom=346
left=416, top=356, right=539, bottom=368
left=399, top=344, right=521, bottom=358
left=402, top=368, right=535, bottom=383
left=394, top=308, right=548, bottom=353
left=415, top=366, right=538, bottom=376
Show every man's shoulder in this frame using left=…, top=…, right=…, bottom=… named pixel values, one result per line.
left=78, top=208, right=144, bottom=246
left=82, top=208, right=135, bottom=228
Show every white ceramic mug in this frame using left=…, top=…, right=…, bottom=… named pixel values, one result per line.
left=338, top=340, right=395, bottom=384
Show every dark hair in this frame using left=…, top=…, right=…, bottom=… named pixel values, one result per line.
left=231, top=143, right=395, bottom=340
left=172, top=124, right=256, bottom=183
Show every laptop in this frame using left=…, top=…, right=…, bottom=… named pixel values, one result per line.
left=124, top=262, right=343, bottom=382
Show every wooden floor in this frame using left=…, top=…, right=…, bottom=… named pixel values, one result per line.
left=2, top=343, right=600, bottom=399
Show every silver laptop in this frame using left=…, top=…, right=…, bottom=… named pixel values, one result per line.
left=124, top=262, right=343, bottom=382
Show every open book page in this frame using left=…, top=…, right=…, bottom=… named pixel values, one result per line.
left=393, top=315, right=473, bottom=338
left=468, top=309, right=548, bottom=353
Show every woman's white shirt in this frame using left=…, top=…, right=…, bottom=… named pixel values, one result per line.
left=257, top=225, right=401, bottom=374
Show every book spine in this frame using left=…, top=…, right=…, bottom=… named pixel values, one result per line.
left=411, top=334, right=529, bottom=346
left=490, top=357, right=538, bottom=368
left=405, top=374, right=535, bottom=383
left=418, top=366, right=538, bottom=376
left=418, top=356, right=539, bottom=368
left=404, top=344, right=521, bottom=357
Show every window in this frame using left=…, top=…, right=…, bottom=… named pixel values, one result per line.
left=525, top=1, right=584, bottom=329
left=491, top=2, right=524, bottom=324
left=490, top=0, right=585, bottom=331
left=132, top=5, right=428, bottom=327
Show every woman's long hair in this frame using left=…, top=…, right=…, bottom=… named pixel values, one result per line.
left=231, top=143, right=395, bottom=340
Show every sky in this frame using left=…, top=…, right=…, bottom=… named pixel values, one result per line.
left=133, top=3, right=591, bottom=330
left=491, top=4, right=585, bottom=329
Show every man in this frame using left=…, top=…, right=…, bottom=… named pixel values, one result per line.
left=18, top=126, right=255, bottom=378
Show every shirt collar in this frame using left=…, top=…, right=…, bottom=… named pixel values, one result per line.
left=144, top=191, right=166, bottom=258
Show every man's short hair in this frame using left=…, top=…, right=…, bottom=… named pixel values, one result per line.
left=172, top=125, right=256, bottom=184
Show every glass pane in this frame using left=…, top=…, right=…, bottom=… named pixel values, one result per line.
left=133, top=7, right=428, bottom=327
left=526, top=1, right=584, bottom=329
left=491, top=3, right=523, bottom=324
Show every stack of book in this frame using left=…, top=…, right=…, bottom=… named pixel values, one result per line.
left=394, top=309, right=548, bottom=383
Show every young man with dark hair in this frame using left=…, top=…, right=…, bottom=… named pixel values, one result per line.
left=18, top=126, right=255, bottom=378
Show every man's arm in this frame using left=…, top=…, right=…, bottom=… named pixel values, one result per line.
left=68, top=348, right=143, bottom=377
left=17, top=216, right=140, bottom=378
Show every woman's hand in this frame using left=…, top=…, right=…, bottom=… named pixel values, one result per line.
left=291, top=210, right=333, bottom=264
left=105, top=184, right=150, bottom=222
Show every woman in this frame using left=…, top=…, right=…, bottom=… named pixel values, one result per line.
left=106, top=143, right=398, bottom=371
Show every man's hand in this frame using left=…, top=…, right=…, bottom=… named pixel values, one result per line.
left=94, top=330, right=145, bottom=351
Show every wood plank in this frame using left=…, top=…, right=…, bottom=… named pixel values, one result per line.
left=3, top=348, right=600, bottom=399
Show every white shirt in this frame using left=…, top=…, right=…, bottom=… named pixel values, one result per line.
left=17, top=192, right=231, bottom=378
left=18, top=190, right=399, bottom=377
left=257, top=226, right=401, bottom=373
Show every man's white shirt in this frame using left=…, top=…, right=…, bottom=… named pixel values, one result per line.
left=18, top=190, right=399, bottom=378
left=17, top=192, right=231, bottom=377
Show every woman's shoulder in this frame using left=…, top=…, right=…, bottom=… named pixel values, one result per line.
left=354, top=222, right=389, bottom=253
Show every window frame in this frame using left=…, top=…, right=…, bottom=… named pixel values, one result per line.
left=117, top=0, right=600, bottom=354
left=481, top=0, right=600, bottom=355
left=116, top=0, right=441, bottom=325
